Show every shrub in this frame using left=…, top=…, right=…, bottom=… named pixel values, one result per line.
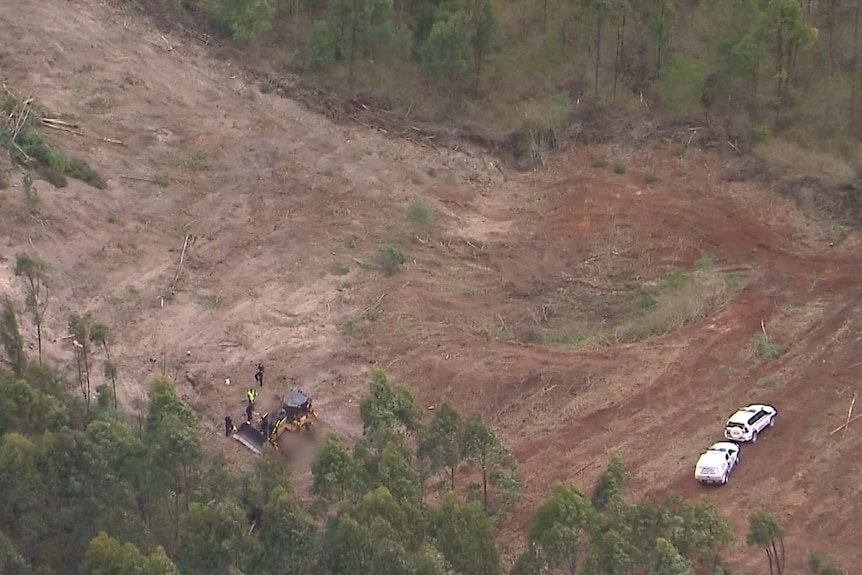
left=378, top=246, right=406, bottom=276
left=408, top=200, right=432, bottom=225
left=753, top=333, right=782, bottom=359
left=613, top=162, right=627, bottom=175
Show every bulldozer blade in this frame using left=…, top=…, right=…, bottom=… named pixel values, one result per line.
left=233, top=422, right=266, bottom=455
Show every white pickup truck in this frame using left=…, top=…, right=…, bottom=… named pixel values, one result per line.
left=694, top=442, right=740, bottom=485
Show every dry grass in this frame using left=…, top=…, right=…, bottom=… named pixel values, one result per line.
left=610, top=270, right=742, bottom=344
left=755, top=139, right=858, bottom=188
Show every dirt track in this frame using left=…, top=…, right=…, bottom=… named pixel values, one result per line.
left=2, top=0, right=862, bottom=571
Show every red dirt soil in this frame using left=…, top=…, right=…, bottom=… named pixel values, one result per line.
left=1, top=1, right=861, bottom=572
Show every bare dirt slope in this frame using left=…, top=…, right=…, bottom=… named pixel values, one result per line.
left=2, top=0, right=862, bottom=571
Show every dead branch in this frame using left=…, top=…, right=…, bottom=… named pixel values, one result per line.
left=497, top=314, right=511, bottom=337
left=843, top=393, right=857, bottom=438
left=41, top=117, right=80, bottom=128
left=761, top=320, right=769, bottom=339
left=573, top=459, right=598, bottom=476
left=170, top=234, right=192, bottom=295
left=726, top=140, right=741, bottom=155
left=364, top=293, right=387, bottom=316
left=40, top=121, right=85, bottom=136
left=121, top=174, right=156, bottom=182
left=830, top=411, right=862, bottom=435
left=39, top=117, right=124, bottom=145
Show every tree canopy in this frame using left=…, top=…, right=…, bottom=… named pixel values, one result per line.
left=0, top=329, right=847, bottom=575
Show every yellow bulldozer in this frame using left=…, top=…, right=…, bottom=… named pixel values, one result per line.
left=233, top=390, right=318, bottom=456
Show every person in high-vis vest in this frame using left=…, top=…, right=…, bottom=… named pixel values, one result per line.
left=246, top=389, right=257, bottom=423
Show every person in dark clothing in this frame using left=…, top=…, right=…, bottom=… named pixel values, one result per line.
left=224, top=414, right=234, bottom=437
left=260, top=416, right=270, bottom=439
left=245, top=402, right=254, bottom=424
left=255, top=363, right=264, bottom=387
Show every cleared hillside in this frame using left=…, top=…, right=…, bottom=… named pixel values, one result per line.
left=1, top=0, right=861, bottom=572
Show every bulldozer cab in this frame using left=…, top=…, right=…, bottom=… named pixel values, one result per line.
left=233, top=389, right=317, bottom=456
left=283, top=390, right=315, bottom=420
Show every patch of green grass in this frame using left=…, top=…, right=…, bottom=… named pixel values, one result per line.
left=753, top=333, right=783, bottom=360
left=1, top=122, right=106, bottom=189
left=674, top=146, right=686, bottom=158
left=694, top=254, right=713, bottom=270
left=613, top=162, right=627, bottom=175
left=330, top=261, right=350, bottom=276
left=200, top=295, right=220, bottom=308
left=645, top=173, right=657, bottom=184
left=592, top=158, right=608, bottom=168
left=260, top=83, right=275, bottom=94
left=407, top=199, right=432, bottom=225
left=426, top=167, right=437, bottom=177
left=344, top=318, right=367, bottom=337
left=151, top=174, right=170, bottom=187
left=637, top=295, right=657, bottom=309
left=411, top=174, right=423, bottom=185
left=544, top=332, right=581, bottom=346
left=756, top=376, right=776, bottom=388
left=378, top=246, right=407, bottom=276
left=107, top=214, right=120, bottom=224
left=322, top=168, right=334, bottom=177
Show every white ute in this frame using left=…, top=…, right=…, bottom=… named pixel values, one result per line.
left=694, top=442, right=740, bottom=485
left=724, top=404, right=777, bottom=443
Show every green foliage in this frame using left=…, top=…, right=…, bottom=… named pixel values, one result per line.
left=378, top=245, right=407, bottom=276
left=176, top=501, right=246, bottom=575
left=694, top=254, right=713, bottom=270
left=80, top=532, right=180, bottom=575
left=204, top=0, right=274, bottom=42
left=591, top=454, right=629, bottom=511
left=305, top=21, right=338, bottom=71
left=0, top=360, right=846, bottom=575
left=461, top=412, right=522, bottom=513
left=3, top=128, right=106, bottom=189
left=429, top=495, right=500, bottom=575
left=421, top=7, right=471, bottom=101
left=747, top=509, right=786, bottom=575
left=753, top=333, right=783, bottom=359
left=652, top=54, right=704, bottom=118
left=359, top=367, right=422, bottom=442
left=0, top=529, right=31, bottom=575
left=0, top=299, right=26, bottom=377
left=418, top=402, right=464, bottom=488
left=810, top=551, right=848, bottom=575
left=408, top=199, right=433, bottom=224
left=311, top=433, right=357, bottom=502
left=613, top=162, right=627, bottom=174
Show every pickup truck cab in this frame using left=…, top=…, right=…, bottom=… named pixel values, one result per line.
left=694, top=442, right=740, bottom=485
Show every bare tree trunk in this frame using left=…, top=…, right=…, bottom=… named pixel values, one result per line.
left=594, top=14, right=603, bottom=98
left=774, top=25, right=785, bottom=132
left=36, top=323, right=42, bottom=364
left=482, top=466, right=488, bottom=511
left=852, top=0, right=861, bottom=120
left=349, top=0, right=359, bottom=89
left=613, top=12, right=625, bottom=97
left=543, top=0, right=549, bottom=40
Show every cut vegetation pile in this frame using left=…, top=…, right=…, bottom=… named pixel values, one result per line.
left=1, top=88, right=106, bottom=189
